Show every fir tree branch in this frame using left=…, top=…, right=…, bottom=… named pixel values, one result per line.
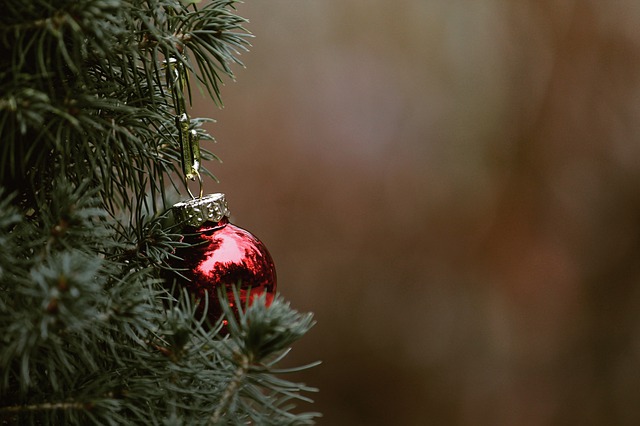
left=0, top=1, right=320, bottom=423
left=210, top=352, right=250, bottom=425
left=0, top=11, right=80, bottom=33
left=0, top=401, right=88, bottom=414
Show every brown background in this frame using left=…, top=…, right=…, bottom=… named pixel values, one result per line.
left=192, top=1, right=640, bottom=424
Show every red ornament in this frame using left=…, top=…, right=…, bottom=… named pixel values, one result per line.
left=168, top=193, right=276, bottom=326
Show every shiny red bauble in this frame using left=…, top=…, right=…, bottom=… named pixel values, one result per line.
left=168, top=194, right=276, bottom=327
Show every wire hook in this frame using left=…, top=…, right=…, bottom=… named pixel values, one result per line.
left=186, top=171, right=204, bottom=200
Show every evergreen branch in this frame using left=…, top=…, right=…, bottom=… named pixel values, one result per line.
left=0, top=401, right=88, bottom=414
left=204, top=292, right=320, bottom=424
left=0, top=0, right=243, bottom=211
left=210, top=352, right=250, bottom=425
left=0, top=1, right=320, bottom=423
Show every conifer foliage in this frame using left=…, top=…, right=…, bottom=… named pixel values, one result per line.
left=0, top=1, right=318, bottom=424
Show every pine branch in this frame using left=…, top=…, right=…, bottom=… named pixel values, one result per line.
left=210, top=352, right=250, bottom=425
left=206, top=293, right=320, bottom=425
left=0, top=0, right=247, bottom=213
left=0, top=401, right=88, bottom=415
left=0, top=1, right=319, bottom=423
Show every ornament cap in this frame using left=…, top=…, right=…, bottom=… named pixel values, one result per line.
left=173, top=193, right=231, bottom=227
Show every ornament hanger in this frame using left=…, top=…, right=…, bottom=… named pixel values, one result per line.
left=166, top=57, right=203, bottom=200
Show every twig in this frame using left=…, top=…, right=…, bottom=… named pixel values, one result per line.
left=210, top=353, right=250, bottom=425
left=0, top=401, right=88, bottom=414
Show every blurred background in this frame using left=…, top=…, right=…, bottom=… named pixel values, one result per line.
left=193, top=1, right=640, bottom=424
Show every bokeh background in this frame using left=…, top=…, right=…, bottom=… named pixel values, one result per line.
left=193, top=1, right=640, bottom=424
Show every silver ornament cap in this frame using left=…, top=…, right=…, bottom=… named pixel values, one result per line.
left=172, top=193, right=231, bottom=227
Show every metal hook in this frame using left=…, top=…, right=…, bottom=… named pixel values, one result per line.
left=186, top=172, right=203, bottom=200
left=166, top=57, right=204, bottom=198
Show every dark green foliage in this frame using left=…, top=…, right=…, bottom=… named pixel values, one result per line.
left=0, top=0, right=246, bottom=210
left=0, top=1, right=318, bottom=424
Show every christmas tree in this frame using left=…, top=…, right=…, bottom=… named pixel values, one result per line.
left=0, top=0, right=319, bottom=424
